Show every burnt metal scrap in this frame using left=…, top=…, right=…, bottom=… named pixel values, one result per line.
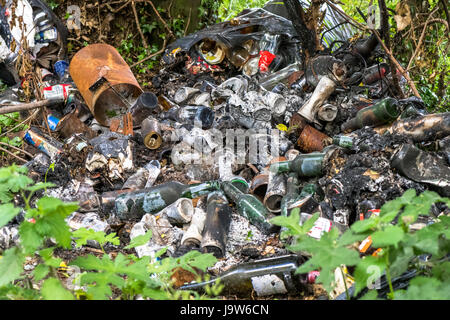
left=0, top=0, right=449, bottom=300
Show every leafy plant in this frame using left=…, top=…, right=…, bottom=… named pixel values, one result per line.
left=0, top=165, right=220, bottom=300
left=271, top=189, right=450, bottom=300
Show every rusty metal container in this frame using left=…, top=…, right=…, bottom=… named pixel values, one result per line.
left=297, top=125, right=331, bottom=153
left=141, top=116, right=162, bottom=150
left=69, top=44, right=143, bottom=126
left=288, top=113, right=307, bottom=137
left=250, top=157, right=286, bottom=202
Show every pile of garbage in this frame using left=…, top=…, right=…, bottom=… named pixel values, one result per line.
left=0, top=0, right=449, bottom=299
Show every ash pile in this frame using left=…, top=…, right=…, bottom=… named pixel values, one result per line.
left=0, top=0, right=449, bottom=299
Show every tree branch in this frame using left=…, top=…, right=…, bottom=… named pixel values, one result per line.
left=0, top=100, right=60, bottom=115
left=132, top=0, right=148, bottom=48
left=284, top=0, right=318, bottom=60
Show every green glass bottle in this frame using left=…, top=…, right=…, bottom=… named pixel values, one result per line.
left=221, top=181, right=274, bottom=235
left=280, top=173, right=300, bottom=217
left=341, top=97, right=400, bottom=132
left=332, top=135, right=370, bottom=152
left=332, top=135, right=354, bottom=149
left=269, top=153, right=324, bottom=177
left=113, top=181, right=221, bottom=220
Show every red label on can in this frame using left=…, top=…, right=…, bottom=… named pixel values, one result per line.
left=43, top=84, right=71, bottom=101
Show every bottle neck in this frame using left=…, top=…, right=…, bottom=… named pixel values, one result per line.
left=181, top=180, right=221, bottom=198
left=269, top=160, right=292, bottom=174
left=221, top=181, right=242, bottom=203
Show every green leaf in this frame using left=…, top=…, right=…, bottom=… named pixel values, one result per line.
left=159, top=251, right=218, bottom=275
left=41, top=253, right=63, bottom=268
left=19, top=221, right=44, bottom=254
left=142, top=287, right=171, bottom=300
left=0, top=203, right=21, bottom=228
left=124, top=230, right=153, bottom=249
left=180, top=251, right=217, bottom=272
left=350, top=218, right=378, bottom=234
left=371, top=225, right=405, bottom=248
left=24, top=182, right=56, bottom=194
left=80, top=272, right=124, bottom=300
left=271, top=210, right=319, bottom=241
left=400, top=191, right=447, bottom=225
left=71, top=253, right=136, bottom=300
left=72, top=254, right=115, bottom=271
left=35, top=211, right=72, bottom=249
left=0, top=165, right=32, bottom=203
left=431, top=261, right=450, bottom=281
left=359, top=290, right=379, bottom=300
left=411, top=220, right=450, bottom=257
left=33, top=264, right=50, bottom=281
left=0, top=247, right=24, bottom=286
left=389, top=245, right=415, bottom=278
left=337, top=228, right=370, bottom=247
left=379, top=189, right=416, bottom=223
left=36, top=197, right=79, bottom=218
left=394, top=276, right=450, bottom=300
left=41, top=278, right=74, bottom=300
left=72, top=228, right=120, bottom=248
left=293, top=228, right=361, bottom=293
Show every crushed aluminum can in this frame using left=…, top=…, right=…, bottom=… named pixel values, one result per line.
left=43, top=84, right=72, bottom=102
left=22, top=128, right=63, bottom=159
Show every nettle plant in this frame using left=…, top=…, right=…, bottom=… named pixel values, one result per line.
left=0, top=165, right=219, bottom=300
left=271, top=189, right=450, bottom=300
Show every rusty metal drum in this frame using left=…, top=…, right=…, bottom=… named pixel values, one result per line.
left=69, top=43, right=143, bottom=126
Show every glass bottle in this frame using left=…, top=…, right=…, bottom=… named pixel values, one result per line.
left=221, top=181, right=274, bottom=234
left=341, top=98, right=400, bottom=133
left=280, top=173, right=300, bottom=217
left=163, top=105, right=215, bottom=129
left=201, top=191, right=232, bottom=258
left=130, top=92, right=158, bottom=125
left=180, top=254, right=317, bottom=297
left=270, top=152, right=325, bottom=177
left=111, top=181, right=221, bottom=220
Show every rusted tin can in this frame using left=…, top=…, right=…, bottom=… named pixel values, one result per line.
left=297, top=125, right=331, bottom=153
left=69, top=43, right=143, bottom=126
left=250, top=173, right=270, bottom=202
left=263, top=172, right=287, bottom=214
left=141, top=116, right=162, bottom=150
left=250, top=157, right=286, bottom=202
left=288, top=113, right=307, bottom=137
